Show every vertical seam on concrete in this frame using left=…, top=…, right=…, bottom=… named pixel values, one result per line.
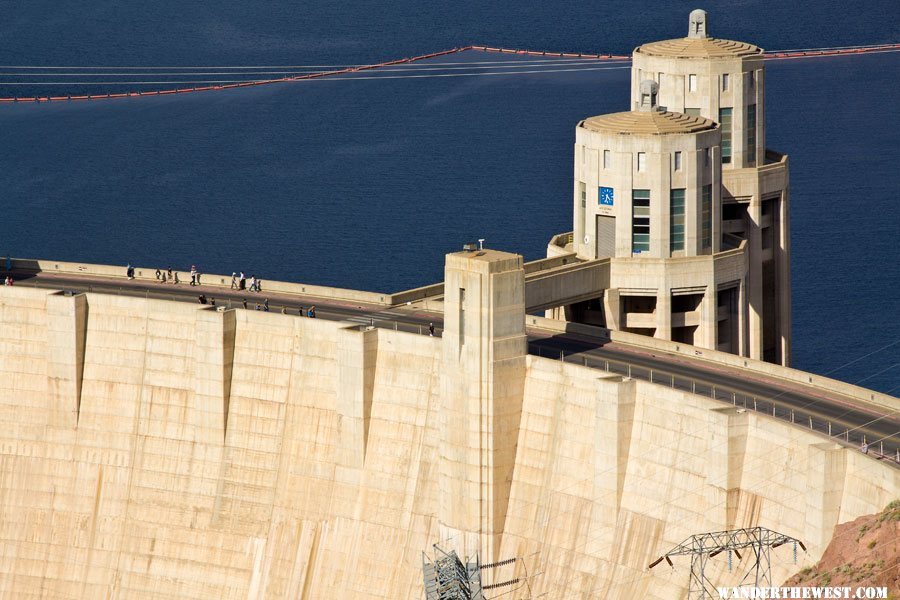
left=252, top=315, right=297, bottom=598
left=480, top=272, right=488, bottom=546
left=80, top=465, right=103, bottom=598
left=616, top=381, right=637, bottom=511
left=222, top=309, right=236, bottom=440
left=75, top=295, right=88, bottom=425
left=111, top=299, right=151, bottom=587
left=299, top=523, right=322, bottom=600
left=362, top=328, right=378, bottom=463
left=397, top=339, right=441, bottom=593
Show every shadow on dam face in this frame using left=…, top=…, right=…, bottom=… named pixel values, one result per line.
left=528, top=331, right=610, bottom=360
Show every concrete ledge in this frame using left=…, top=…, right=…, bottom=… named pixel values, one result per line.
left=9, top=258, right=391, bottom=306
left=389, top=282, right=446, bottom=305
left=526, top=315, right=899, bottom=415
left=523, top=253, right=579, bottom=274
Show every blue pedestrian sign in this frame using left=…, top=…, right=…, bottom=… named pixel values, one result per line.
left=599, top=186, right=614, bottom=206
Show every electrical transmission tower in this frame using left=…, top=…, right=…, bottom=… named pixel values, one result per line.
left=422, top=545, right=484, bottom=600
left=648, top=527, right=806, bottom=599
left=422, top=545, right=525, bottom=599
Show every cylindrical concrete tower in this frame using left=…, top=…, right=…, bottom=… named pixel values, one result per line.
left=627, top=10, right=791, bottom=365
left=631, top=9, right=765, bottom=169
left=573, top=80, right=721, bottom=261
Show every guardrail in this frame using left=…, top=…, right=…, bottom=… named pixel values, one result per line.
left=527, top=340, right=899, bottom=466
left=528, top=316, right=899, bottom=415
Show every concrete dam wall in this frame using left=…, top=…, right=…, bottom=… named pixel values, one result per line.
left=0, top=283, right=897, bottom=599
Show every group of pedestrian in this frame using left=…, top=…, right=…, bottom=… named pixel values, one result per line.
left=154, top=267, right=180, bottom=284
left=197, top=295, right=218, bottom=306
left=230, top=272, right=262, bottom=292
left=3, top=275, right=13, bottom=286
left=250, top=298, right=271, bottom=312
left=124, top=262, right=324, bottom=319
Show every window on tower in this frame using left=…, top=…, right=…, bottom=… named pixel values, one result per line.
left=670, top=189, right=685, bottom=252
left=747, top=104, right=757, bottom=164
left=632, top=190, right=651, bottom=253
left=688, top=74, right=697, bottom=92
left=458, top=288, right=466, bottom=347
left=701, top=184, right=712, bottom=249
left=719, top=108, right=733, bottom=164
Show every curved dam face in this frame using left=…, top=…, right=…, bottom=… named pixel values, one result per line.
left=0, top=282, right=897, bottom=599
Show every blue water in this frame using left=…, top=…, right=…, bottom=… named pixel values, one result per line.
left=1, top=2, right=898, bottom=393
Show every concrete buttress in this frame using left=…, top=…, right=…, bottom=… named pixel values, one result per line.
left=337, top=325, right=378, bottom=468
left=193, top=306, right=236, bottom=439
left=45, top=291, right=88, bottom=425
left=440, top=249, right=527, bottom=561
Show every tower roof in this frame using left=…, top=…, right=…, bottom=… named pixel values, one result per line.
left=579, top=110, right=717, bottom=136
left=635, top=9, right=762, bottom=59
left=635, top=37, right=763, bottom=59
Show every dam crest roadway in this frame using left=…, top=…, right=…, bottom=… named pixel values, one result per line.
left=6, top=257, right=898, bottom=465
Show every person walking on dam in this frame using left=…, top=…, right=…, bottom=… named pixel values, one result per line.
left=190, top=265, right=197, bottom=286
left=230, top=272, right=238, bottom=289
left=6, top=255, right=12, bottom=273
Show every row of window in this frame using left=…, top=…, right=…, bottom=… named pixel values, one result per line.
left=629, top=186, right=713, bottom=254
left=683, top=71, right=755, bottom=92
left=605, top=149, right=699, bottom=172
left=595, top=104, right=754, bottom=170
